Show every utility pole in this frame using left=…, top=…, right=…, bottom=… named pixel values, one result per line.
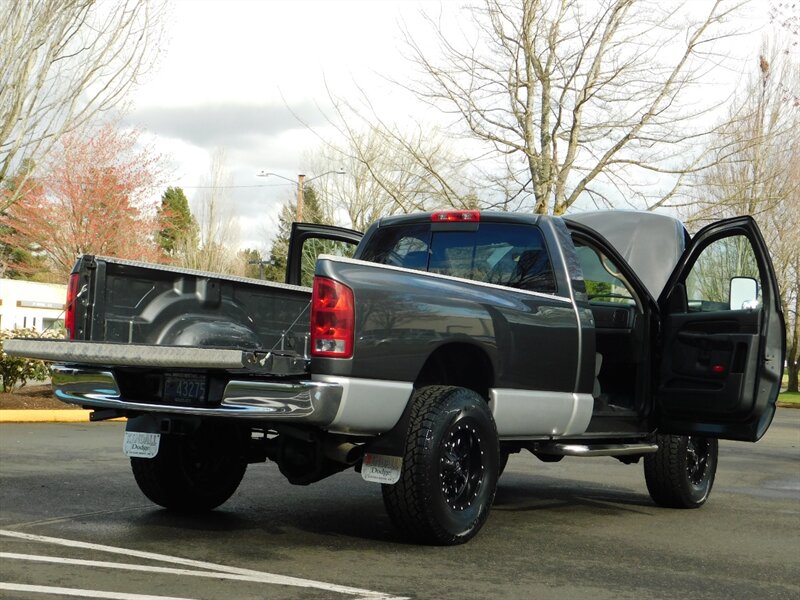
left=296, top=173, right=306, bottom=222
left=257, top=169, right=344, bottom=223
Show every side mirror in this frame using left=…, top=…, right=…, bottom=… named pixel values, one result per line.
left=730, top=276, right=759, bottom=310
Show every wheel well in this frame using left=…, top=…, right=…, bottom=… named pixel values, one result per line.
left=414, top=343, right=493, bottom=399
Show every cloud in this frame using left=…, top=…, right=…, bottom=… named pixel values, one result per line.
left=127, top=101, right=327, bottom=151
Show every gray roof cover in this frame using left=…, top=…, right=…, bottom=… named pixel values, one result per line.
left=564, top=211, right=688, bottom=300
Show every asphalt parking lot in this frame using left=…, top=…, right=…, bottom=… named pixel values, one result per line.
left=1, top=409, right=798, bottom=600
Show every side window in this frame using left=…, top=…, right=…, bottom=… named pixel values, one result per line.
left=684, top=235, right=760, bottom=313
left=574, top=243, right=637, bottom=305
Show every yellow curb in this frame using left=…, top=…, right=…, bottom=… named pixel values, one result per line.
left=0, top=410, right=124, bottom=423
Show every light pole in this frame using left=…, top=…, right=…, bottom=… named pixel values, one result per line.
left=256, top=168, right=345, bottom=222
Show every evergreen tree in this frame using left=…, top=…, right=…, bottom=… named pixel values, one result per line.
left=157, top=187, right=197, bottom=254
left=263, top=186, right=327, bottom=283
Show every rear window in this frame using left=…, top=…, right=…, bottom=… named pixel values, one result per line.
left=361, top=222, right=556, bottom=294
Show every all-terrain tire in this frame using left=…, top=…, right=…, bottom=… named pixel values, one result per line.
left=382, top=385, right=499, bottom=545
left=644, top=434, right=718, bottom=508
left=131, top=421, right=248, bottom=512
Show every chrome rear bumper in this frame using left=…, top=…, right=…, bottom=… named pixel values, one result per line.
left=51, top=365, right=342, bottom=425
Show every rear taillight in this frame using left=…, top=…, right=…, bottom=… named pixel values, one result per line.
left=431, top=210, right=480, bottom=222
left=64, top=273, right=80, bottom=339
left=311, top=277, right=354, bottom=358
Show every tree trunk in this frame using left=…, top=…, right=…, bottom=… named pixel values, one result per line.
left=786, top=291, right=799, bottom=393
left=788, top=361, right=799, bottom=393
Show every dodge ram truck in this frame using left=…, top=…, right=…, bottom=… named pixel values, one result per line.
left=6, top=210, right=785, bottom=545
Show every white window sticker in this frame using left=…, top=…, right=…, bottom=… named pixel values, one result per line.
left=123, top=431, right=161, bottom=459
left=361, top=453, right=402, bottom=484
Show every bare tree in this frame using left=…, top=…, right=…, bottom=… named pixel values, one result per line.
left=394, top=0, right=748, bottom=215
left=0, top=0, right=165, bottom=211
left=175, top=149, right=245, bottom=276
left=687, top=42, right=799, bottom=391
left=303, top=127, right=469, bottom=231
left=301, top=84, right=487, bottom=229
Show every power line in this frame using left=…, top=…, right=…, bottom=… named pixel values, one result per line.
left=177, top=183, right=294, bottom=189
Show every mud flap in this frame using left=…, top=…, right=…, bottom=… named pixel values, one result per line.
left=359, top=394, right=414, bottom=484
left=124, top=415, right=162, bottom=459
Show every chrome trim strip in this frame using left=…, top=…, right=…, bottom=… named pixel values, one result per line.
left=318, top=254, right=573, bottom=304
left=489, top=389, right=593, bottom=438
left=50, top=365, right=342, bottom=425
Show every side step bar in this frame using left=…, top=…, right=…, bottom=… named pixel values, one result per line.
left=535, top=443, right=658, bottom=457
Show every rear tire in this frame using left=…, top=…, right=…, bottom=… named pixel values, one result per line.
left=644, top=434, right=718, bottom=508
left=131, top=421, right=247, bottom=512
left=498, top=448, right=510, bottom=477
left=382, top=385, right=499, bottom=545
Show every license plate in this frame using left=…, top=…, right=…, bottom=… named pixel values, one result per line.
left=163, top=373, right=207, bottom=404
left=123, top=431, right=160, bottom=459
left=361, top=453, right=402, bottom=484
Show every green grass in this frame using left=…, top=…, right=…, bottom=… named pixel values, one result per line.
left=778, top=391, right=800, bottom=405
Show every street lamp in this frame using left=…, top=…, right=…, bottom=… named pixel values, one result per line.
left=256, top=168, right=345, bottom=222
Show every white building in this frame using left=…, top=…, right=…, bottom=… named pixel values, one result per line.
left=0, top=278, right=68, bottom=333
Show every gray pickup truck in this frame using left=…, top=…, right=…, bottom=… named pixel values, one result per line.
left=7, top=210, right=785, bottom=545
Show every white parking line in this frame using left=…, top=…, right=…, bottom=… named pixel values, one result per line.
left=0, top=529, right=407, bottom=600
left=0, top=552, right=369, bottom=588
left=0, top=583, right=195, bottom=600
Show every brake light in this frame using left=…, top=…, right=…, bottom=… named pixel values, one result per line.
left=64, top=273, right=80, bottom=339
left=431, top=210, right=480, bottom=222
left=311, top=277, right=354, bottom=358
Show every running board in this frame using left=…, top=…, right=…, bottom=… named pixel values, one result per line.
left=536, top=443, right=658, bottom=457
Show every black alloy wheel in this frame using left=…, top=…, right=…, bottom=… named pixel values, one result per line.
left=644, top=433, right=718, bottom=509
left=440, top=421, right=486, bottom=511
left=382, top=385, right=499, bottom=545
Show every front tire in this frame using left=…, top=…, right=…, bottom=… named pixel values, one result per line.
left=644, top=434, right=718, bottom=508
left=382, top=385, right=499, bottom=545
left=131, top=421, right=248, bottom=512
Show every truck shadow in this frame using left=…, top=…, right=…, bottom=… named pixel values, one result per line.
left=493, top=474, right=654, bottom=515
left=126, top=472, right=655, bottom=545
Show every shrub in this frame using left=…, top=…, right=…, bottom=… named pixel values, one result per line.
left=0, top=328, right=64, bottom=392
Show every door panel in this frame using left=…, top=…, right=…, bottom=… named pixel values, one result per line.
left=286, top=223, right=363, bottom=287
left=656, top=217, right=785, bottom=442
left=659, top=311, right=760, bottom=415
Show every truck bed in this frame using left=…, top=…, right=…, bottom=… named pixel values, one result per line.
left=68, top=255, right=313, bottom=353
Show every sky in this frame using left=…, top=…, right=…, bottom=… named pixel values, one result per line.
left=124, top=0, right=778, bottom=253
left=127, top=0, right=445, bottom=252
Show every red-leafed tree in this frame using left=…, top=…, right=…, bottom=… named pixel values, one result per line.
left=1, top=123, right=166, bottom=281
